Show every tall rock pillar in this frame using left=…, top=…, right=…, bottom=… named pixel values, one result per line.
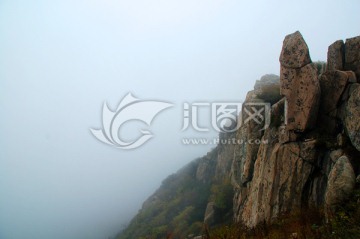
left=279, top=31, right=320, bottom=137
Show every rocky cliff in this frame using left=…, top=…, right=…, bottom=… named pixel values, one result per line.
left=118, top=32, right=360, bottom=238
left=232, top=31, right=360, bottom=228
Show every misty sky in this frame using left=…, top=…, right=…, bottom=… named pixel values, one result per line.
left=0, top=0, right=359, bottom=239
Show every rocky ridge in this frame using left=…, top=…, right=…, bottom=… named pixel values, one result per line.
left=231, top=31, right=360, bottom=227
left=118, top=32, right=360, bottom=238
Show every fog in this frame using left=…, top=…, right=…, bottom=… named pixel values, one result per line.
left=0, top=0, right=359, bottom=238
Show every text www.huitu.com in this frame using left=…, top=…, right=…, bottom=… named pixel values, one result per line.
left=182, top=138, right=269, bottom=145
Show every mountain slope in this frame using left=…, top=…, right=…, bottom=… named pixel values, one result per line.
left=117, top=31, right=360, bottom=239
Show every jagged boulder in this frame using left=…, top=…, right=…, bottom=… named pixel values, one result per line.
left=317, top=71, right=350, bottom=134
left=232, top=92, right=268, bottom=218
left=232, top=90, right=266, bottom=188
left=344, top=36, right=360, bottom=79
left=306, top=149, right=338, bottom=207
left=120, top=32, right=360, bottom=239
left=234, top=32, right=360, bottom=229
left=279, top=31, right=311, bottom=68
left=319, top=71, right=349, bottom=115
left=215, top=132, right=237, bottom=181
left=325, top=155, right=355, bottom=209
left=270, top=97, right=285, bottom=127
left=254, top=74, right=281, bottom=104
left=341, top=84, right=360, bottom=151
left=279, top=31, right=320, bottom=132
left=238, top=133, right=318, bottom=227
left=233, top=126, right=280, bottom=225
left=280, top=63, right=320, bottom=132
left=327, top=40, right=344, bottom=71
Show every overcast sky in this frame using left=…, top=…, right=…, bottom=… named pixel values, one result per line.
left=0, top=0, right=359, bottom=239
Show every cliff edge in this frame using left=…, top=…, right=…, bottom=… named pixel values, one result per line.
left=118, top=31, right=360, bottom=239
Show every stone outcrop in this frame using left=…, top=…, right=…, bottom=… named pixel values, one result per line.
left=232, top=31, right=360, bottom=226
left=254, top=74, right=281, bottom=104
left=236, top=129, right=319, bottom=227
left=344, top=36, right=360, bottom=79
left=280, top=64, right=320, bottom=132
left=327, top=40, right=344, bottom=71
left=317, top=71, right=351, bottom=134
left=319, top=71, right=349, bottom=115
left=232, top=90, right=267, bottom=187
left=196, top=149, right=218, bottom=183
left=325, top=155, right=355, bottom=206
left=279, top=31, right=311, bottom=68
left=340, top=84, right=360, bottom=151
left=279, top=31, right=320, bottom=134
left=120, top=32, right=360, bottom=238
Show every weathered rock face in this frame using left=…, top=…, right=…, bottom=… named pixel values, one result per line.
left=317, top=71, right=351, bottom=134
left=341, top=84, right=360, bottom=151
left=279, top=31, right=311, bottom=68
left=232, top=91, right=266, bottom=189
left=215, top=132, right=237, bottom=181
left=254, top=74, right=281, bottom=104
left=319, top=71, right=349, bottom=115
left=325, top=156, right=356, bottom=214
left=279, top=31, right=320, bottom=134
left=119, top=32, right=360, bottom=239
left=232, top=32, right=360, bottom=227
left=196, top=149, right=217, bottom=183
left=280, top=63, right=320, bottom=132
left=326, top=40, right=344, bottom=71
left=237, top=129, right=319, bottom=227
left=344, top=36, right=360, bottom=79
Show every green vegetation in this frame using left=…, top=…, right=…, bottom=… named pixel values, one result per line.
left=117, top=160, right=211, bottom=239
left=209, top=178, right=234, bottom=225
left=118, top=181, right=359, bottom=239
